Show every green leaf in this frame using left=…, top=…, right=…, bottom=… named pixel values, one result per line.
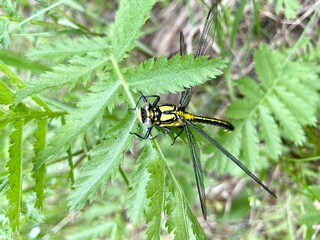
left=109, top=0, right=157, bottom=61
left=275, top=86, right=316, bottom=125
left=32, top=118, right=47, bottom=210
left=275, top=0, right=300, bottom=19
left=126, top=145, right=153, bottom=225
left=258, top=105, right=281, bottom=159
left=6, top=120, right=23, bottom=230
left=145, top=144, right=165, bottom=239
left=298, top=211, right=320, bottom=226
left=125, top=54, right=226, bottom=95
left=33, top=81, right=120, bottom=169
left=227, top=99, right=256, bottom=120
left=236, top=77, right=264, bottom=103
left=206, top=123, right=243, bottom=174
left=267, top=94, right=305, bottom=145
left=254, top=45, right=282, bottom=91
left=241, top=119, right=259, bottom=170
left=0, top=81, right=14, bottom=104
left=216, top=44, right=320, bottom=174
left=15, top=52, right=111, bottom=103
left=0, top=49, right=49, bottom=73
left=27, top=37, right=109, bottom=62
left=165, top=169, right=206, bottom=240
left=68, top=112, right=136, bottom=211
left=0, top=109, right=63, bottom=131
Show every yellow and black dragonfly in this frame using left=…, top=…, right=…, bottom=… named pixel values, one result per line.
left=130, top=4, right=276, bottom=219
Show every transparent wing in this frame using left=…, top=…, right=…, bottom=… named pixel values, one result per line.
left=180, top=31, right=186, bottom=57
left=184, top=124, right=207, bottom=219
left=185, top=119, right=277, bottom=199
left=195, top=3, right=218, bottom=58
left=179, top=4, right=218, bottom=110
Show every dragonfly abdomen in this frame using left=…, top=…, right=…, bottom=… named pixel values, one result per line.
left=177, top=110, right=234, bottom=131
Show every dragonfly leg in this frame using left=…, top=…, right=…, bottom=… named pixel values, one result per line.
left=129, top=93, right=160, bottom=110
left=128, top=94, right=148, bottom=110
left=150, top=127, right=171, bottom=140
left=130, top=127, right=152, bottom=139
left=171, top=127, right=184, bottom=146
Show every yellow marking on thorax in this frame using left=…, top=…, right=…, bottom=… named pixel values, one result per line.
left=159, top=105, right=176, bottom=112
left=176, top=110, right=196, bottom=120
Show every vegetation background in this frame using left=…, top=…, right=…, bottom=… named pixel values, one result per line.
left=0, top=0, right=319, bottom=239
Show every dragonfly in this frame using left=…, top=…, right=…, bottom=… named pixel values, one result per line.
left=130, top=3, right=277, bottom=220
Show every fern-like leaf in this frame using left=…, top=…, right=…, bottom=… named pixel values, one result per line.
left=258, top=105, right=281, bottom=159
left=33, top=81, right=120, bottom=170
left=0, top=109, right=63, bottom=131
left=67, top=112, right=136, bottom=211
left=109, top=0, right=157, bottom=61
left=126, top=145, right=153, bottom=225
left=0, top=81, right=14, bottom=104
left=241, top=119, right=260, bottom=170
left=15, top=52, right=111, bottom=103
left=266, top=94, right=304, bottom=144
left=27, top=37, right=109, bottom=62
left=6, top=120, right=23, bottom=230
left=32, top=118, right=47, bottom=209
left=210, top=44, right=320, bottom=175
left=125, top=54, right=226, bottom=95
left=165, top=169, right=206, bottom=240
left=145, top=144, right=165, bottom=239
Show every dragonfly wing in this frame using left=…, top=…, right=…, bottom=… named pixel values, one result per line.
left=184, top=124, right=207, bottom=219
left=185, top=119, right=277, bottom=199
left=179, top=4, right=218, bottom=110
left=195, top=4, right=218, bottom=57
left=179, top=31, right=195, bottom=109
left=180, top=31, right=186, bottom=57
left=179, top=88, right=195, bottom=111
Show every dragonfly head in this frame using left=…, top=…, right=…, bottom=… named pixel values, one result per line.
left=137, top=102, right=153, bottom=128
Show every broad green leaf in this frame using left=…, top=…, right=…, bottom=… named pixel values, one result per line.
left=68, top=112, right=136, bottom=211
left=32, top=118, right=47, bottom=210
left=125, top=54, right=226, bottom=95
left=258, top=105, right=281, bottom=159
left=109, top=0, right=157, bottom=61
left=33, top=81, right=120, bottom=170
left=145, top=144, right=165, bottom=239
left=126, top=145, right=153, bottom=225
left=6, top=120, right=23, bottom=230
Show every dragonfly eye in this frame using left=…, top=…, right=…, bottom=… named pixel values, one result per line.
left=143, top=117, right=153, bottom=128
